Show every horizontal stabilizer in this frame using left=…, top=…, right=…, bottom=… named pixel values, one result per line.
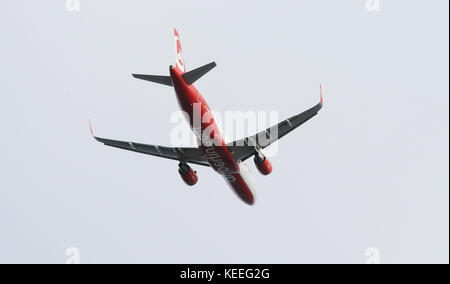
left=182, top=62, right=216, bottom=85
left=132, top=74, right=173, bottom=86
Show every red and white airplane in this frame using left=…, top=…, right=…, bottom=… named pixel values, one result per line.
left=91, top=29, right=323, bottom=205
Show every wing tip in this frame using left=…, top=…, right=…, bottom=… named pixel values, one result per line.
left=320, top=84, right=324, bottom=104
left=89, top=119, right=100, bottom=141
left=88, top=119, right=94, bottom=136
left=88, top=120, right=104, bottom=143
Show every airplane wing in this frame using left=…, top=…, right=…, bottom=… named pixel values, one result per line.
left=89, top=123, right=209, bottom=167
left=227, top=87, right=323, bottom=162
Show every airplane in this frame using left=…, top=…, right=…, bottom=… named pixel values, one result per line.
left=90, top=28, right=323, bottom=205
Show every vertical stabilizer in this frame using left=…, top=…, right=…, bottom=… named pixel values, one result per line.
left=174, top=28, right=186, bottom=73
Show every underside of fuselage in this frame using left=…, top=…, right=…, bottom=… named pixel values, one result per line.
left=169, top=66, right=257, bottom=205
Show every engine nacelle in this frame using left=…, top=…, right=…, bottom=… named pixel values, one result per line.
left=254, top=153, right=273, bottom=175
left=178, top=162, right=198, bottom=186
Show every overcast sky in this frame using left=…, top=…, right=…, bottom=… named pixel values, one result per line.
left=0, top=0, right=448, bottom=264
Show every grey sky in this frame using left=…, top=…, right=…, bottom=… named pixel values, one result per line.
left=0, top=0, right=448, bottom=263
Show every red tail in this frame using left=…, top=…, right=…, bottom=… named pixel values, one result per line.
left=174, top=28, right=186, bottom=73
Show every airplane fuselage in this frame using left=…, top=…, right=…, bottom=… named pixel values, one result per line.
left=169, top=66, right=257, bottom=205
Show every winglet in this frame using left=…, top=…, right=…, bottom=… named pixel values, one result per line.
left=88, top=119, right=94, bottom=137
left=320, top=84, right=324, bottom=104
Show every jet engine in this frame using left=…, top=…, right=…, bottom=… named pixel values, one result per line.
left=178, top=162, right=198, bottom=186
left=254, top=152, right=273, bottom=175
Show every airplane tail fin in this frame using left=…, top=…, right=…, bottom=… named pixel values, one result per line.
left=131, top=28, right=216, bottom=86
left=174, top=28, right=186, bottom=73
left=173, top=28, right=216, bottom=84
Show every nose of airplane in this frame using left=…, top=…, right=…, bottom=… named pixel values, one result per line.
left=244, top=195, right=255, bottom=206
left=232, top=181, right=256, bottom=206
left=240, top=190, right=256, bottom=206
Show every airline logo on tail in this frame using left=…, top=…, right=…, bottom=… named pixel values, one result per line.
left=174, top=29, right=185, bottom=72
